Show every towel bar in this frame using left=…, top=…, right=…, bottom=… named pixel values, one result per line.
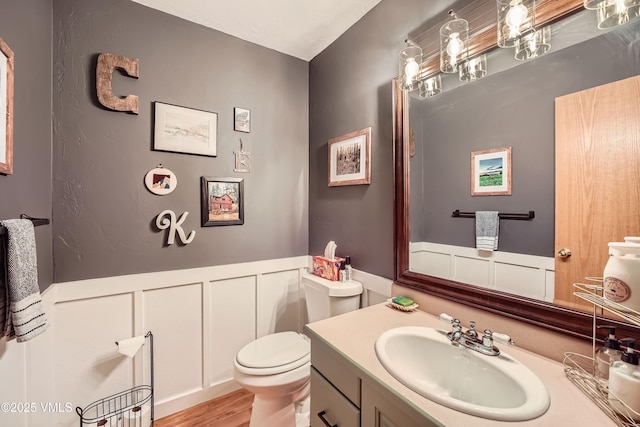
left=0, top=214, right=50, bottom=236
left=452, top=210, right=535, bottom=220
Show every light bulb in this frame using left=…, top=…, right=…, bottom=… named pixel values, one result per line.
left=404, top=57, right=420, bottom=79
left=446, top=33, right=464, bottom=57
left=505, top=1, right=528, bottom=30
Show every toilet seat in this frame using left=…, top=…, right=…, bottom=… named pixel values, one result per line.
left=235, top=332, right=310, bottom=376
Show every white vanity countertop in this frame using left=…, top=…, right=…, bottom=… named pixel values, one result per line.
left=305, top=303, right=615, bottom=426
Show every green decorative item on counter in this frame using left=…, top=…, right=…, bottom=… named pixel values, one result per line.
left=391, top=296, right=414, bottom=307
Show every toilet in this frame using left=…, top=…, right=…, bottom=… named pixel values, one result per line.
left=233, top=272, right=363, bottom=427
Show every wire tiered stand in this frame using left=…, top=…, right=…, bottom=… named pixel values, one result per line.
left=76, top=331, right=154, bottom=427
left=565, top=281, right=640, bottom=426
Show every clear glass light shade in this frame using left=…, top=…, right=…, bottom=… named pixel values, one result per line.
left=440, top=18, right=469, bottom=73
left=418, top=75, right=442, bottom=98
left=514, top=26, right=551, bottom=60
left=399, top=44, right=423, bottom=90
left=459, top=55, right=487, bottom=82
left=497, top=0, right=536, bottom=48
left=596, top=0, right=640, bottom=28
left=584, top=0, right=604, bottom=9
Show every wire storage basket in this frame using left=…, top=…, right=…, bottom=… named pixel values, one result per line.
left=76, top=331, right=154, bottom=427
left=564, top=283, right=640, bottom=426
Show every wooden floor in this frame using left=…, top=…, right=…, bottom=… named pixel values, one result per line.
left=154, top=389, right=253, bottom=427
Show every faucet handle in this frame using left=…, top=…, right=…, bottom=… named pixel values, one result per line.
left=451, top=318, right=462, bottom=332
left=439, top=313, right=454, bottom=323
left=493, top=332, right=515, bottom=346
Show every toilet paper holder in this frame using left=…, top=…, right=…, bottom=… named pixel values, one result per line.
left=76, top=331, right=155, bottom=427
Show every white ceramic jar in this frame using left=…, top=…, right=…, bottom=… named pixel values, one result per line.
left=603, top=243, right=640, bottom=311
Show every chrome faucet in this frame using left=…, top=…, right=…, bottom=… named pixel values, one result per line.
left=439, top=313, right=515, bottom=357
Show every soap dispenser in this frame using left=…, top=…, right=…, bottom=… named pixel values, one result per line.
left=345, top=256, right=353, bottom=281
left=595, top=325, right=622, bottom=389
left=609, top=338, right=640, bottom=420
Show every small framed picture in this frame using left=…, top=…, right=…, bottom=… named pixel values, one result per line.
left=153, top=102, right=217, bottom=157
left=471, top=147, right=512, bottom=196
left=234, top=107, right=250, bottom=133
left=328, top=127, right=371, bottom=186
left=201, top=177, right=244, bottom=226
left=144, top=166, right=177, bottom=196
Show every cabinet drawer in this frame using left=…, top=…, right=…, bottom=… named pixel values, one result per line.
left=310, top=367, right=360, bottom=427
left=311, top=338, right=360, bottom=407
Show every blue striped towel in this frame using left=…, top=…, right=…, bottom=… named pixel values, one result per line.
left=0, top=219, right=48, bottom=342
left=475, top=211, right=499, bottom=251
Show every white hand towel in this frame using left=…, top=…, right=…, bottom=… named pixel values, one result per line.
left=476, top=211, right=499, bottom=251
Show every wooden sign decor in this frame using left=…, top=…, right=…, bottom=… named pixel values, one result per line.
left=96, top=52, right=139, bottom=114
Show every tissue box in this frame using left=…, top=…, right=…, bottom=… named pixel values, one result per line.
left=312, top=256, right=345, bottom=281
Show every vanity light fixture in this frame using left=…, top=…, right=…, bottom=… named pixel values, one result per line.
left=514, top=25, right=551, bottom=60
left=595, top=0, right=640, bottom=29
left=418, top=75, right=442, bottom=98
left=440, top=11, right=469, bottom=73
left=497, top=0, right=536, bottom=48
left=459, top=54, right=488, bottom=82
left=399, top=39, right=423, bottom=90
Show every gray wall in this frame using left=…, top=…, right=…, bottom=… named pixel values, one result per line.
left=309, top=0, right=456, bottom=279
left=0, top=0, right=53, bottom=291
left=410, top=21, right=640, bottom=257
left=51, top=0, right=309, bottom=283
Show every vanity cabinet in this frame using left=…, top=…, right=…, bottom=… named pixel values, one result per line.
left=310, top=368, right=359, bottom=427
left=308, top=329, right=434, bottom=427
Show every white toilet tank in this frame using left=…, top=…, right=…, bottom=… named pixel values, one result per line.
left=302, top=272, right=363, bottom=323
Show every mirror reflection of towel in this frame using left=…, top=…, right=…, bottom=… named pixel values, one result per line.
left=476, top=211, right=499, bottom=251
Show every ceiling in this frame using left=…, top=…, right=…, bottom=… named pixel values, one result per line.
left=130, top=0, right=383, bottom=61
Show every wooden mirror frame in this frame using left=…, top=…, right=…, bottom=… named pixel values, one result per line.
left=393, top=0, right=640, bottom=341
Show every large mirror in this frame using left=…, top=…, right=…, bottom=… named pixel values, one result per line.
left=394, top=5, right=640, bottom=340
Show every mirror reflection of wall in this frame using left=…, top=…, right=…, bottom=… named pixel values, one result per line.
left=408, top=12, right=640, bottom=302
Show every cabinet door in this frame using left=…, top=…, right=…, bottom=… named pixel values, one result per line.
left=310, top=367, right=360, bottom=427
left=361, top=382, right=438, bottom=427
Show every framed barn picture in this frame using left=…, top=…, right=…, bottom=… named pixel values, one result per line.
left=200, top=177, right=244, bottom=226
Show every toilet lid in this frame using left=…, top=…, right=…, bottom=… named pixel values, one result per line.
left=236, top=332, right=310, bottom=369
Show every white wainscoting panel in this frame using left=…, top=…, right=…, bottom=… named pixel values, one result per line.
left=0, top=337, right=28, bottom=427
left=410, top=242, right=555, bottom=302
left=495, top=263, right=546, bottom=300
left=54, top=293, right=135, bottom=427
left=454, top=256, right=491, bottom=287
left=144, top=284, right=203, bottom=405
left=258, top=269, right=303, bottom=337
left=208, top=276, right=256, bottom=388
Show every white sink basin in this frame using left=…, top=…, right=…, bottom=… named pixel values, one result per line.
left=375, top=326, right=550, bottom=421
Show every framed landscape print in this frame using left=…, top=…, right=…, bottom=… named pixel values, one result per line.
left=154, top=102, right=217, bottom=157
left=471, top=146, right=512, bottom=196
